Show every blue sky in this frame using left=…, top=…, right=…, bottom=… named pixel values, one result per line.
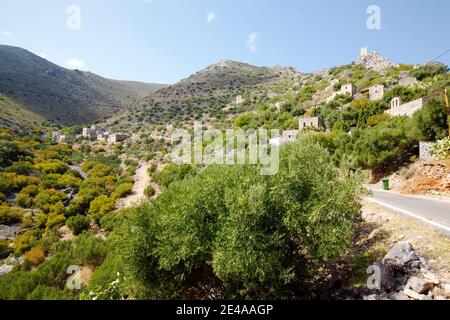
left=0, top=0, right=449, bottom=84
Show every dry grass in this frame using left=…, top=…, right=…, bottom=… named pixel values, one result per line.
left=360, top=201, right=450, bottom=281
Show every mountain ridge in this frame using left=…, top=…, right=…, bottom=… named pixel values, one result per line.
left=0, top=45, right=168, bottom=128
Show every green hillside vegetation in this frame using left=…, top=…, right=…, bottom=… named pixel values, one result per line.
left=0, top=128, right=137, bottom=299
left=107, top=61, right=301, bottom=130
left=0, top=45, right=167, bottom=127
left=0, top=93, right=53, bottom=131
left=91, top=141, right=364, bottom=299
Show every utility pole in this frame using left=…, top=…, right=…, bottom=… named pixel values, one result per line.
left=445, top=88, right=450, bottom=138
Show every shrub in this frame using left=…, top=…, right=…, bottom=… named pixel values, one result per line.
left=112, top=183, right=133, bottom=200
left=0, top=205, right=23, bottom=225
left=144, top=185, right=156, bottom=198
left=409, top=64, right=448, bottom=81
left=347, top=117, right=419, bottom=172
left=4, top=161, right=34, bottom=174
left=0, top=140, right=24, bottom=166
left=153, top=164, right=197, bottom=189
left=66, top=215, right=90, bottom=235
left=148, top=163, right=157, bottom=176
left=73, top=232, right=107, bottom=267
left=0, top=173, right=33, bottom=194
left=413, top=98, right=448, bottom=141
left=87, top=164, right=115, bottom=178
left=35, top=189, right=68, bottom=213
left=430, top=138, right=450, bottom=160
left=115, top=141, right=363, bottom=299
left=27, top=285, right=74, bottom=300
left=39, top=174, right=63, bottom=189
left=24, top=247, right=46, bottom=266
left=45, top=212, right=66, bottom=230
left=89, top=195, right=116, bottom=222
left=35, top=160, right=68, bottom=174
left=0, top=244, right=76, bottom=300
left=58, top=173, right=82, bottom=189
left=0, top=240, right=12, bottom=259
left=15, top=185, right=40, bottom=208
left=13, top=230, right=36, bottom=254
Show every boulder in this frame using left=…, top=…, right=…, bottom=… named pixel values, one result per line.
left=418, top=292, right=434, bottom=301
left=403, top=288, right=422, bottom=300
left=0, top=264, right=13, bottom=277
left=443, top=283, right=450, bottom=296
left=388, top=292, right=410, bottom=300
left=406, top=276, right=434, bottom=294
left=422, top=272, right=440, bottom=285
left=382, top=241, right=426, bottom=272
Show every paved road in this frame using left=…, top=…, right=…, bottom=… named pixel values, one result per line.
left=367, top=189, right=450, bottom=235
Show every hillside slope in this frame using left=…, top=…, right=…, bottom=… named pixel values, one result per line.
left=107, top=60, right=302, bottom=129
left=0, top=92, right=51, bottom=131
left=0, top=45, right=167, bottom=127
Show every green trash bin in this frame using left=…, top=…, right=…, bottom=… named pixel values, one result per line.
left=381, top=179, right=390, bottom=191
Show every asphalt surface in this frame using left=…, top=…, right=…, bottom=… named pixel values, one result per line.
left=368, top=189, right=450, bottom=236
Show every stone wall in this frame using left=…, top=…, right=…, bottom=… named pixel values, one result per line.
left=386, top=98, right=425, bottom=117
left=419, top=141, right=436, bottom=161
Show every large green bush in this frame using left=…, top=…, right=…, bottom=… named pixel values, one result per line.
left=409, top=64, right=448, bottom=81
left=413, top=98, right=448, bottom=141
left=66, top=215, right=90, bottom=235
left=0, top=205, right=24, bottom=225
left=113, top=141, right=363, bottom=299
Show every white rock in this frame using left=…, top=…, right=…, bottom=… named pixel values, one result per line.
left=422, top=272, right=440, bottom=285
left=406, top=276, right=434, bottom=294
left=403, top=288, right=421, bottom=300
left=0, top=264, right=13, bottom=277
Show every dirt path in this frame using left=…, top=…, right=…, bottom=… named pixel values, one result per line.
left=117, top=161, right=151, bottom=209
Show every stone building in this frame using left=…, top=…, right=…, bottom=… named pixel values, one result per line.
left=340, top=83, right=356, bottom=97
left=235, top=95, right=245, bottom=104
left=386, top=97, right=427, bottom=117
left=360, top=47, right=368, bottom=57
left=82, top=125, right=107, bottom=139
left=97, top=133, right=109, bottom=142
left=82, top=127, right=95, bottom=138
left=368, top=84, right=385, bottom=101
left=108, top=133, right=128, bottom=144
left=299, top=117, right=324, bottom=130
left=399, top=76, right=418, bottom=87
left=330, top=79, right=340, bottom=87
left=51, top=132, right=66, bottom=143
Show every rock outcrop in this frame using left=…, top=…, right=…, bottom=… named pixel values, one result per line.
left=360, top=242, right=450, bottom=300
left=354, top=51, right=396, bottom=73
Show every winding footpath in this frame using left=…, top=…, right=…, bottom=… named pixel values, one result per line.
left=117, top=161, right=151, bottom=209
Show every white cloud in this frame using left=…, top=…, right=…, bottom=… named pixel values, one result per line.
left=39, top=53, right=48, bottom=60
left=65, top=58, right=86, bottom=70
left=207, top=11, right=217, bottom=24
left=246, top=32, right=259, bottom=52
left=1, top=31, right=14, bottom=38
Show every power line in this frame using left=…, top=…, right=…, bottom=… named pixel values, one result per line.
left=428, top=49, right=450, bottom=63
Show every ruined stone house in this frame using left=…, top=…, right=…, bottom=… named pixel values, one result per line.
left=299, top=117, right=324, bottom=130
left=385, top=97, right=427, bottom=117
